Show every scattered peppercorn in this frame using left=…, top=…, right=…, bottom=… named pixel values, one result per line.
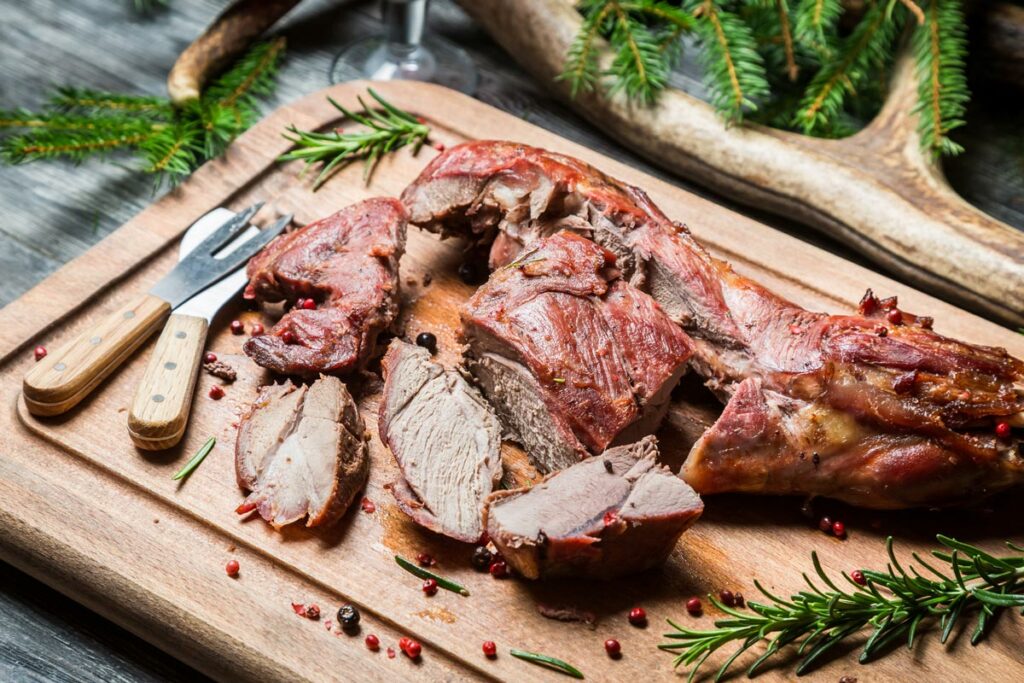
left=416, top=552, right=434, bottom=567
left=415, top=331, right=438, bottom=354
left=628, top=607, right=647, bottom=626
left=250, top=322, right=264, bottom=336
left=230, top=320, right=244, bottom=335
left=604, top=639, right=621, bottom=658
left=832, top=520, right=847, bottom=538
left=204, top=352, right=217, bottom=363
left=471, top=546, right=493, bottom=571
left=422, top=578, right=438, bottom=596
left=851, top=570, right=866, bottom=586
left=686, top=597, right=702, bottom=615
left=281, top=330, right=296, bottom=345
left=482, top=640, right=497, bottom=658
left=996, top=421, right=1012, bottom=439
left=365, top=634, right=380, bottom=651
left=718, top=589, right=735, bottom=607
left=33, top=345, right=47, bottom=361
left=489, top=560, right=509, bottom=578
left=324, top=619, right=333, bottom=631
left=209, top=385, right=225, bottom=400
left=403, top=639, right=422, bottom=658
left=337, top=603, right=360, bottom=631
left=360, top=497, right=376, bottom=513
left=886, top=309, right=903, bottom=325
left=818, top=516, right=832, bottom=533
left=386, top=647, right=396, bottom=659
left=225, top=559, right=240, bottom=577
left=301, top=298, right=316, bottom=310
left=734, top=593, right=745, bottom=608
left=433, top=141, right=446, bottom=152
left=292, top=602, right=320, bottom=619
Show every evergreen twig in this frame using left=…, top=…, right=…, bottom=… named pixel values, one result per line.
left=911, top=0, right=968, bottom=156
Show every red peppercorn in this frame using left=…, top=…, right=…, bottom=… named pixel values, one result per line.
left=832, top=520, right=847, bottom=538
left=482, top=641, right=497, bottom=657
left=301, top=298, right=316, bottom=310
left=719, top=590, right=735, bottom=607
left=886, top=309, right=903, bottom=325
left=398, top=637, right=411, bottom=650
left=686, top=597, right=702, bottom=615
left=235, top=501, right=257, bottom=515
left=416, top=552, right=434, bottom=567
left=995, top=421, right=1012, bottom=439
left=386, top=647, right=396, bottom=659
left=422, top=578, right=438, bottom=596
left=281, top=330, right=296, bottom=345
left=489, top=560, right=508, bottom=578
left=851, top=570, right=866, bottom=586
left=818, top=516, right=832, bottom=533
left=360, top=497, right=376, bottom=513
left=225, top=559, right=240, bottom=577
left=230, top=320, right=244, bottom=335
left=433, top=141, right=446, bottom=152
left=204, top=352, right=217, bottom=363
left=404, top=640, right=422, bottom=658
left=250, top=323, right=264, bottom=336
left=604, top=639, right=621, bottom=658
left=33, top=345, right=47, bottom=361
left=365, top=634, right=380, bottom=651
left=628, top=607, right=647, bottom=626
left=209, top=385, right=225, bottom=400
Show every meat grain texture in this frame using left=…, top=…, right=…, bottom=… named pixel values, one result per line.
left=235, top=375, right=368, bottom=528
left=462, top=230, right=693, bottom=474
left=404, top=140, right=1024, bottom=508
left=379, top=340, right=502, bottom=542
left=244, top=198, right=406, bottom=377
left=485, top=436, right=703, bottom=579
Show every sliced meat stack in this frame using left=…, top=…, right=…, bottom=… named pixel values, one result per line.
left=485, top=436, right=703, bottom=579
left=379, top=340, right=502, bottom=542
left=243, top=197, right=406, bottom=377
left=405, top=140, right=1024, bottom=509
left=235, top=375, right=368, bottom=528
left=462, top=230, right=693, bottom=474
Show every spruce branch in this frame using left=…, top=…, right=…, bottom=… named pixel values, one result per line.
left=775, top=0, right=799, bottom=81
left=912, top=0, right=968, bottom=156
left=609, top=1, right=672, bottom=104
left=661, top=535, right=1024, bottom=681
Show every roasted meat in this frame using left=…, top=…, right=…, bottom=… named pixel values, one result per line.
left=379, top=340, right=503, bottom=542
left=235, top=375, right=368, bottom=528
left=484, top=436, right=703, bottom=579
left=462, top=230, right=693, bottom=473
left=403, top=141, right=1024, bottom=508
left=243, top=198, right=406, bottom=377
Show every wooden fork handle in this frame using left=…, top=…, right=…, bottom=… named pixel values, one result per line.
left=128, top=313, right=208, bottom=451
left=23, top=294, right=170, bottom=416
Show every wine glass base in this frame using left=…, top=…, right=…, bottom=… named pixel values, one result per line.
left=329, top=35, right=478, bottom=95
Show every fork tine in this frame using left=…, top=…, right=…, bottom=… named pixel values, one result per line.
left=193, top=201, right=264, bottom=258
left=208, top=214, right=291, bottom=274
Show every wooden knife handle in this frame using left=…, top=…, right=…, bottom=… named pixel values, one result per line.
left=23, top=294, right=171, bottom=416
left=128, top=313, right=208, bottom=450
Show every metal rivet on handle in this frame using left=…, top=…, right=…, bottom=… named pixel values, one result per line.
left=152, top=394, right=165, bottom=403
left=89, top=336, right=101, bottom=345
left=53, top=363, right=66, bottom=372
left=164, top=361, right=177, bottom=370
left=123, top=311, right=135, bottom=319
left=175, top=331, right=186, bottom=339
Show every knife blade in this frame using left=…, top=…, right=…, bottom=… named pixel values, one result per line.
left=128, top=213, right=292, bottom=450
left=23, top=204, right=287, bottom=417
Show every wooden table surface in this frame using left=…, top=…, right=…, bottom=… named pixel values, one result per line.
left=0, top=0, right=1021, bottom=680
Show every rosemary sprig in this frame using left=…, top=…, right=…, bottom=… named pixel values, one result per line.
left=509, top=649, right=585, bottom=679
left=172, top=436, right=216, bottom=481
left=660, top=535, right=1024, bottom=681
left=278, top=89, right=430, bottom=190
left=394, top=555, right=470, bottom=596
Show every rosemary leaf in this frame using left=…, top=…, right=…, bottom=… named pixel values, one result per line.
left=172, top=436, right=216, bottom=481
left=509, top=649, right=585, bottom=679
left=394, top=555, right=470, bottom=596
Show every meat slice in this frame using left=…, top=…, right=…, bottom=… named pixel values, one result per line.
left=243, top=198, right=406, bottom=377
left=484, top=436, right=703, bottom=579
left=235, top=375, right=368, bottom=528
left=462, top=230, right=693, bottom=473
left=379, top=340, right=502, bottom=542
left=404, top=141, right=1024, bottom=508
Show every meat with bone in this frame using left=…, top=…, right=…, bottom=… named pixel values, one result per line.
left=379, top=340, right=502, bottom=542
left=462, top=230, right=693, bottom=474
left=403, top=141, right=1024, bottom=508
left=235, top=375, right=368, bottom=528
left=243, top=198, right=406, bottom=377
left=484, top=436, right=703, bottom=579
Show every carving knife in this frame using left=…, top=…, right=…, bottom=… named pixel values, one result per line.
left=127, top=209, right=292, bottom=450
left=23, top=203, right=285, bottom=417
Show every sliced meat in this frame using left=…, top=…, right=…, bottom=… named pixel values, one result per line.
left=379, top=340, right=502, bottom=542
left=243, top=198, right=406, bottom=377
left=484, top=436, right=703, bottom=579
left=462, top=231, right=693, bottom=474
left=235, top=375, right=368, bottom=528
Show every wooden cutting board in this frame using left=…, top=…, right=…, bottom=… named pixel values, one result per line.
left=0, top=81, right=1021, bottom=683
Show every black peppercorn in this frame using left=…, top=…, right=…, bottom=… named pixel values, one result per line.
left=471, top=546, right=493, bottom=571
left=337, top=603, right=360, bottom=631
left=415, top=331, right=438, bottom=355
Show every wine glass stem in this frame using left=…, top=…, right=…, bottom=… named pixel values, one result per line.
left=383, top=0, right=428, bottom=58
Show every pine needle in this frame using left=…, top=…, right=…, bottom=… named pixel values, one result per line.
left=911, top=0, right=968, bottom=156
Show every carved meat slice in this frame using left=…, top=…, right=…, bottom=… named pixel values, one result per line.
left=462, top=230, right=693, bottom=473
left=484, top=436, right=703, bottom=579
left=235, top=375, right=368, bottom=528
left=243, top=197, right=406, bottom=377
left=404, top=141, right=1024, bottom=508
left=379, top=340, right=502, bottom=542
